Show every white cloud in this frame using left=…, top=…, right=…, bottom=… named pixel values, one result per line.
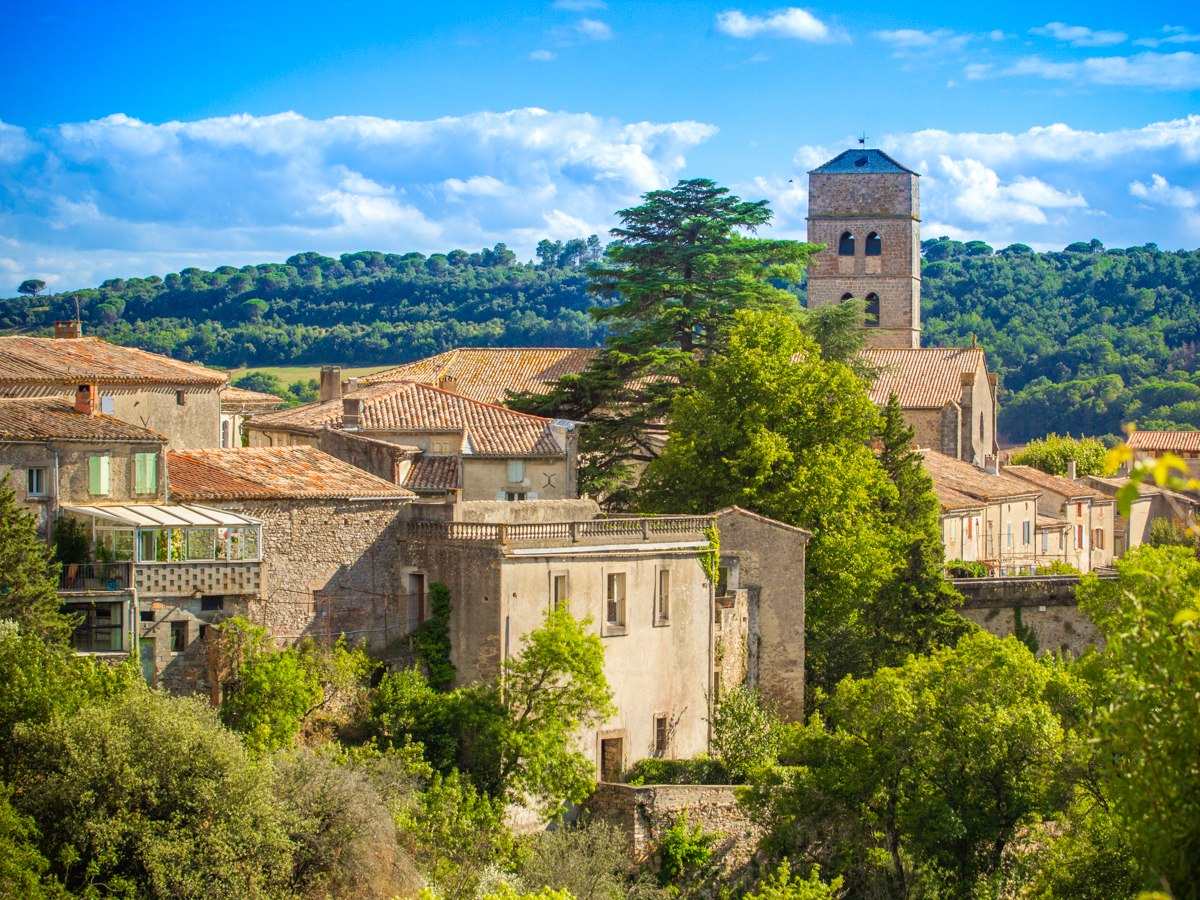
left=576, top=18, right=612, bottom=40
left=979, top=51, right=1200, bottom=89
left=714, top=8, right=842, bottom=42
left=936, top=156, right=1087, bottom=225
left=1031, top=22, right=1127, bottom=47
left=0, top=109, right=718, bottom=291
left=1130, top=173, right=1198, bottom=208
left=552, top=0, right=605, bottom=9
left=529, top=49, right=557, bottom=61
left=875, top=28, right=969, bottom=50
left=1135, top=25, right=1200, bottom=48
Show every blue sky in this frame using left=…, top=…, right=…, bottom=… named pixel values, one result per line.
left=1, top=0, right=1198, bottom=291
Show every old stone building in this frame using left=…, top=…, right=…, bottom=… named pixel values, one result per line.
left=807, top=148, right=1001, bottom=463
left=219, top=385, right=283, bottom=447
left=246, top=380, right=580, bottom=502
left=397, top=500, right=715, bottom=778
left=1085, top=474, right=1200, bottom=556
left=806, top=148, right=922, bottom=350
left=1004, top=465, right=1115, bottom=572
left=0, top=322, right=228, bottom=448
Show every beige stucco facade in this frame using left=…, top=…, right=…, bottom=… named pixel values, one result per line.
left=398, top=510, right=714, bottom=776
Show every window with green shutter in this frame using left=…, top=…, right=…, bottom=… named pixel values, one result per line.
left=88, top=455, right=111, bottom=496
left=134, top=452, right=158, bottom=494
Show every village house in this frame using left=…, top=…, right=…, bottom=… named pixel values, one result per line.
left=1084, top=474, right=1200, bottom=555
left=0, top=321, right=228, bottom=448
left=245, top=379, right=580, bottom=502
left=397, top=500, right=715, bottom=779
left=167, top=447, right=416, bottom=663
left=219, top=385, right=283, bottom=447
left=1004, top=465, right=1115, bottom=572
left=920, top=449, right=1039, bottom=573
left=1126, top=430, right=1200, bottom=477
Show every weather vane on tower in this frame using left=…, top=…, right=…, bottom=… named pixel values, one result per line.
left=858, top=132, right=869, bottom=147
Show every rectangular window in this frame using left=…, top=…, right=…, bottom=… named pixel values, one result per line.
left=605, top=572, right=626, bottom=628
left=1076, top=502, right=1083, bottom=517
left=176, top=390, right=187, bottom=406
left=1093, top=528, right=1104, bottom=550
left=170, top=620, right=187, bottom=653
left=133, top=452, right=158, bottom=494
left=1006, top=523, right=1013, bottom=548
left=551, top=573, right=569, bottom=611
left=1041, top=531, right=1049, bottom=553
left=1022, top=521, right=1032, bottom=545
left=656, top=569, right=671, bottom=624
left=1076, top=524, right=1085, bottom=549
left=26, top=467, right=47, bottom=497
left=200, top=596, right=223, bottom=612
left=654, top=715, right=669, bottom=757
left=966, top=517, right=973, bottom=539
left=507, top=459, right=525, bottom=483
left=139, top=610, right=155, bottom=623
left=503, top=491, right=527, bottom=501
left=88, top=455, right=111, bottom=496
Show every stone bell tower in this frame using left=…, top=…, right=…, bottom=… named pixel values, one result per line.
left=806, top=148, right=921, bottom=349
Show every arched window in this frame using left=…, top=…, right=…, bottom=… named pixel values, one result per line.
left=865, top=231, right=882, bottom=256
left=221, top=420, right=230, bottom=448
left=838, top=232, right=855, bottom=256
left=840, top=292, right=854, bottom=302
left=864, top=293, right=880, bottom=326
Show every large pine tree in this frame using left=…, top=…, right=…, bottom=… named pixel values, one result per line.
left=0, top=481, right=71, bottom=642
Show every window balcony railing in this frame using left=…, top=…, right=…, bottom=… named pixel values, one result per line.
left=58, top=562, right=133, bottom=593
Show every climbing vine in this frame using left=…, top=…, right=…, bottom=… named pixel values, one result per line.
left=413, top=582, right=456, bottom=691
left=700, top=524, right=720, bottom=586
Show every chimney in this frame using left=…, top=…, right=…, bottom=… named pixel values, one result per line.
left=438, top=374, right=459, bottom=394
left=55, top=320, right=82, bottom=339
left=1067, top=459, right=1077, bottom=481
left=983, top=455, right=999, bottom=475
left=74, top=383, right=97, bottom=416
left=343, top=377, right=359, bottom=394
left=319, top=366, right=342, bottom=403
left=343, top=397, right=362, bottom=431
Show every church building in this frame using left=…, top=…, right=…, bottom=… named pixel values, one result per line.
left=807, top=147, right=1000, bottom=465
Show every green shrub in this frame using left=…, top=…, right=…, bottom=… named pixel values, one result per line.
left=946, top=559, right=989, bottom=578
left=623, top=756, right=730, bottom=786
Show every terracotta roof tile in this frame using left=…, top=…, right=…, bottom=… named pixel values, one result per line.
left=1003, top=465, right=1110, bottom=501
left=359, top=347, right=599, bottom=404
left=864, top=347, right=987, bottom=409
left=404, top=455, right=461, bottom=492
left=920, top=449, right=1039, bottom=502
left=933, top=483, right=986, bottom=512
left=168, top=447, right=415, bottom=501
left=0, top=397, right=165, bottom=442
left=221, top=386, right=284, bottom=406
left=1128, top=431, right=1200, bottom=453
left=0, top=336, right=227, bottom=386
left=249, top=381, right=567, bottom=457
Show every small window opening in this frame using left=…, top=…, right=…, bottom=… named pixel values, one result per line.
left=840, top=292, right=855, bottom=302
left=864, top=293, right=881, bottom=326
left=176, top=390, right=187, bottom=406
left=837, top=231, right=855, bottom=256
left=200, top=596, right=224, bottom=612
left=656, top=569, right=671, bottom=623
left=140, top=610, right=155, bottom=623
left=605, top=573, right=626, bottom=628
left=654, top=715, right=669, bottom=757
left=170, top=620, right=187, bottom=653
left=865, top=231, right=882, bottom=256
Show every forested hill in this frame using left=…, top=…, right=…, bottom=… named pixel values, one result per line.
left=3, top=237, right=1200, bottom=441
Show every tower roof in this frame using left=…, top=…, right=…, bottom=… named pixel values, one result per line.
left=809, top=148, right=918, bottom=176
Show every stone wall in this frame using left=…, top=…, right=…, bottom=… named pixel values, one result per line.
left=456, top=498, right=601, bottom=523
left=316, top=429, right=412, bottom=485
left=586, top=782, right=761, bottom=880
left=714, top=589, right=750, bottom=700
left=955, top=575, right=1109, bottom=655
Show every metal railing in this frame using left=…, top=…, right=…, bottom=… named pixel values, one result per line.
left=58, top=562, right=133, bottom=593
left=404, top=516, right=713, bottom=544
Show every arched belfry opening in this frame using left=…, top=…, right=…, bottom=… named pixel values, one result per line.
left=838, top=232, right=855, bottom=256
left=864, top=293, right=880, bottom=326
left=866, top=232, right=882, bottom=256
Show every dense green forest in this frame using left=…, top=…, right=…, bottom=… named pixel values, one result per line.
left=5, top=236, right=1200, bottom=440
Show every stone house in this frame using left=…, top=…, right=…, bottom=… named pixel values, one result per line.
left=1126, top=430, right=1200, bottom=477
left=397, top=500, right=714, bottom=780
left=0, top=322, right=228, bottom=448
left=167, top=446, right=416, bottom=657
left=866, top=348, right=998, bottom=465
left=219, top=385, right=283, bottom=447
left=711, top=507, right=809, bottom=722
left=1085, top=474, right=1200, bottom=555
left=245, top=380, right=580, bottom=502
left=920, top=450, right=1039, bottom=573
left=1003, top=465, right=1115, bottom=572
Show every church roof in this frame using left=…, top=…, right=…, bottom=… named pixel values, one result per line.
left=809, top=149, right=918, bottom=176
left=360, top=347, right=600, bottom=405
left=864, top=347, right=987, bottom=410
